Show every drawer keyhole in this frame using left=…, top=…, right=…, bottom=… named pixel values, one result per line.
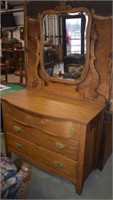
left=39, top=121, right=45, bottom=127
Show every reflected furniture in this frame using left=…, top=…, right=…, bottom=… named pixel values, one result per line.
left=1, top=5, right=112, bottom=195
left=63, top=54, right=85, bottom=73
left=44, top=47, right=58, bottom=76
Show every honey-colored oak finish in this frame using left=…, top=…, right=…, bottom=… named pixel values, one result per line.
left=1, top=4, right=112, bottom=195
left=2, top=89, right=105, bottom=194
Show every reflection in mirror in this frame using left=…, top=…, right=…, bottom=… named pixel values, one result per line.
left=42, top=11, right=88, bottom=80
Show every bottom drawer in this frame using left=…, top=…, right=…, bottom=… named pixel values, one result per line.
left=7, top=133, right=77, bottom=181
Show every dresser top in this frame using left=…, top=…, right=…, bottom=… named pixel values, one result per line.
left=1, top=88, right=105, bottom=124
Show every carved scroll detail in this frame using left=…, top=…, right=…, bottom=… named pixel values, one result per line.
left=89, top=23, right=100, bottom=98
left=107, top=53, right=113, bottom=98
left=91, top=9, right=112, bottom=20
left=32, top=39, right=40, bottom=88
left=97, top=52, right=112, bottom=100
left=55, top=5, right=72, bottom=11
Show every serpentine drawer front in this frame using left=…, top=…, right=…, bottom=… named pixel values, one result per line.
left=7, top=133, right=77, bottom=182
left=5, top=116, right=79, bottom=160
left=1, top=89, right=105, bottom=194
left=4, top=102, right=80, bottom=140
left=3, top=102, right=36, bottom=125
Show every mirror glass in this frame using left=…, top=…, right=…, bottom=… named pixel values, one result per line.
left=41, top=10, right=90, bottom=82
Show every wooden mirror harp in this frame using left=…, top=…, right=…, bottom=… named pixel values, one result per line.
left=38, top=6, right=92, bottom=87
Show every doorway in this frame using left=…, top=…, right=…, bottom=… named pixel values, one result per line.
left=62, top=13, right=87, bottom=57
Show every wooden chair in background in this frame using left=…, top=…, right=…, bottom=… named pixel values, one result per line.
left=0, top=59, right=9, bottom=83
left=14, top=55, right=26, bottom=84
left=14, top=69, right=26, bottom=84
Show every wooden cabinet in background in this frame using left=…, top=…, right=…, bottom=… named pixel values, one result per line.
left=2, top=48, right=24, bottom=72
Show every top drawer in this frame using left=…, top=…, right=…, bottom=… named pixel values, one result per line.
left=2, top=101, right=36, bottom=125
left=2, top=102, right=81, bottom=140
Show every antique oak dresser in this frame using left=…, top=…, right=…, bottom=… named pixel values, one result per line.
left=1, top=5, right=112, bottom=195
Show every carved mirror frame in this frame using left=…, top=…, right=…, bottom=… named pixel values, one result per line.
left=37, top=6, right=92, bottom=86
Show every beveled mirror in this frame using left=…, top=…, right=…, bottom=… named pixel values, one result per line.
left=39, top=6, right=92, bottom=85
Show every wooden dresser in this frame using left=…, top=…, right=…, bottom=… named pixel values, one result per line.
left=1, top=4, right=112, bottom=195
left=2, top=89, right=105, bottom=194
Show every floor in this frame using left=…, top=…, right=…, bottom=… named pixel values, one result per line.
left=1, top=73, right=113, bottom=199
left=1, top=73, right=25, bottom=84
left=27, top=156, right=112, bottom=199
left=1, top=63, right=64, bottom=84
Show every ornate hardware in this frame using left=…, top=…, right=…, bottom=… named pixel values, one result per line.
left=55, top=142, right=65, bottom=150
left=69, top=128, right=76, bottom=135
left=14, top=142, right=22, bottom=149
left=54, top=161, right=64, bottom=169
left=8, top=107, right=11, bottom=113
left=55, top=5, right=72, bottom=11
left=26, top=115, right=32, bottom=121
left=13, top=125, right=21, bottom=133
left=39, top=120, right=45, bottom=127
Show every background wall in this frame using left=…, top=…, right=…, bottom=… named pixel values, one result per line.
left=13, top=11, right=24, bottom=47
left=27, top=1, right=112, bottom=18
left=1, top=11, right=24, bottom=47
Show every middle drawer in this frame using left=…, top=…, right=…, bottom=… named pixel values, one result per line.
left=5, top=116, right=79, bottom=161
left=7, top=133, right=77, bottom=180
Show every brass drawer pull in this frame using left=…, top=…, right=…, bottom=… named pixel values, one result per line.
left=69, top=128, right=76, bottom=135
left=55, top=142, right=65, bottom=150
left=13, top=125, right=21, bottom=133
left=8, top=107, right=11, bottom=113
left=54, top=161, right=64, bottom=169
left=26, top=115, right=32, bottom=121
left=39, top=120, right=45, bottom=127
left=14, top=142, right=22, bottom=149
